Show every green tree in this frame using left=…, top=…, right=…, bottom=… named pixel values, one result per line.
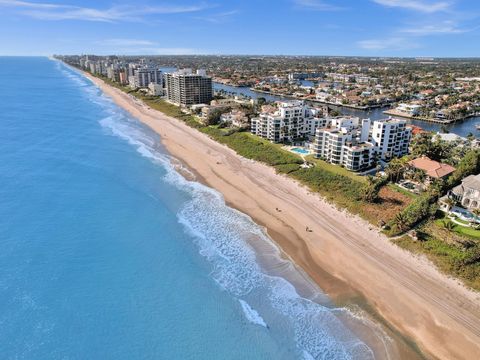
left=257, top=97, right=267, bottom=106
left=447, top=149, right=480, bottom=188
left=361, top=175, right=384, bottom=203
left=410, top=133, right=453, bottom=162
left=205, top=108, right=226, bottom=125
left=394, top=213, right=408, bottom=233
left=444, top=197, right=456, bottom=211
left=385, top=157, right=408, bottom=182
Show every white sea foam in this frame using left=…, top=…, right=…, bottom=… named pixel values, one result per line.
left=62, top=66, right=379, bottom=360
left=239, top=299, right=268, bottom=328
left=303, top=350, right=316, bottom=360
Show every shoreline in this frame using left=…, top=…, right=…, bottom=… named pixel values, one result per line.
left=79, top=69, right=480, bottom=359
left=248, top=87, right=390, bottom=110
left=383, top=109, right=478, bottom=124
left=215, top=82, right=388, bottom=110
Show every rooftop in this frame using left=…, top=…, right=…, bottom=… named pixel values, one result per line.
left=459, top=174, right=480, bottom=189
left=408, top=156, right=456, bottom=179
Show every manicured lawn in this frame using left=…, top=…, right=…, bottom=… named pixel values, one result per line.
left=457, top=225, right=480, bottom=239
left=435, top=217, right=480, bottom=239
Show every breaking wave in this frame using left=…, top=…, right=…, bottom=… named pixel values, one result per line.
left=59, top=61, right=378, bottom=359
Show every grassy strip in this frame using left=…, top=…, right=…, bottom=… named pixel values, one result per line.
left=394, top=235, right=480, bottom=290
left=208, top=131, right=303, bottom=166
left=434, top=218, right=480, bottom=239
left=304, top=155, right=367, bottom=184
left=290, top=166, right=365, bottom=212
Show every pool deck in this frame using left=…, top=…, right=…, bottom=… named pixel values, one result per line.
left=284, top=145, right=312, bottom=156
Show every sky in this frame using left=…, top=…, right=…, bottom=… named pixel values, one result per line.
left=0, top=0, right=479, bottom=57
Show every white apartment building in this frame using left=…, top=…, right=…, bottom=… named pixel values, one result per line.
left=305, top=117, right=329, bottom=136
left=371, top=118, right=412, bottom=160
left=148, top=83, right=164, bottom=96
left=251, top=101, right=331, bottom=142
left=251, top=101, right=313, bottom=143
left=313, top=118, right=375, bottom=171
left=128, top=67, right=163, bottom=89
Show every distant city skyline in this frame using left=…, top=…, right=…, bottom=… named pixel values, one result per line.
left=0, top=0, right=479, bottom=57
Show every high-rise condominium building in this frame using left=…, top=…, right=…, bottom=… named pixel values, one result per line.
left=165, top=69, right=213, bottom=106
left=371, top=118, right=412, bottom=160
left=250, top=101, right=326, bottom=143
left=313, top=117, right=376, bottom=172
left=128, top=67, right=163, bottom=89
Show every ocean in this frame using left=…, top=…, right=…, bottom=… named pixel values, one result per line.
left=0, top=57, right=379, bottom=359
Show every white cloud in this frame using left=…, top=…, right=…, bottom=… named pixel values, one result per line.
left=400, top=21, right=472, bottom=35
left=293, top=0, right=345, bottom=11
left=109, top=47, right=202, bottom=55
left=97, top=39, right=157, bottom=47
left=0, top=0, right=210, bottom=22
left=0, top=0, right=64, bottom=8
left=194, top=10, right=239, bottom=23
left=357, top=37, right=420, bottom=51
left=91, top=39, right=202, bottom=55
left=372, top=0, right=452, bottom=13
left=150, top=48, right=201, bottom=55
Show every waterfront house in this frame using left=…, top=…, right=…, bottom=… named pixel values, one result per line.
left=200, top=105, right=230, bottom=125
left=450, top=174, right=480, bottom=210
left=435, top=132, right=467, bottom=144
left=396, top=103, right=423, bottom=116
left=220, top=110, right=249, bottom=128
left=408, top=156, right=455, bottom=182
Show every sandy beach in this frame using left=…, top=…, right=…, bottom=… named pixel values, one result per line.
left=84, top=72, right=480, bottom=359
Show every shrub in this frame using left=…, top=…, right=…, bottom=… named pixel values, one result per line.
left=388, top=194, right=437, bottom=235
left=447, top=149, right=480, bottom=188
left=275, top=163, right=302, bottom=174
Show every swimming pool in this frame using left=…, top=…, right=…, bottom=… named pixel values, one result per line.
left=291, top=147, right=310, bottom=155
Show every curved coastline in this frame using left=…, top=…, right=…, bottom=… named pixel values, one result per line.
left=75, top=66, right=480, bottom=360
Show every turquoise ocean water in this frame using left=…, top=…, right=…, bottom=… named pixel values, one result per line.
left=0, top=57, right=377, bottom=359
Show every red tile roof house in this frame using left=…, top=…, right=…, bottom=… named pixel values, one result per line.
left=407, top=156, right=456, bottom=184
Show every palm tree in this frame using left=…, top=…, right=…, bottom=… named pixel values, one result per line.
left=444, top=197, right=456, bottom=210
left=413, top=169, right=426, bottom=184
left=442, top=220, right=455, bottom=231
left=386, top=157, right=408, bottom=183
left=394, top=213, right=408, bottom=233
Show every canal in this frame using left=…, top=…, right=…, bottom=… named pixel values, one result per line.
left=213, top=82, right=480, bottom=138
